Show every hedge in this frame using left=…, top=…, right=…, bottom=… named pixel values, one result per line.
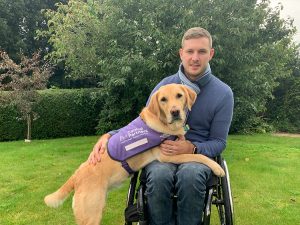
left=0, top=88, right=103, bottom=141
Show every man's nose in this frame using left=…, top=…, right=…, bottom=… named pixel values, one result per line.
left=191, top=53, right=200, bottom=61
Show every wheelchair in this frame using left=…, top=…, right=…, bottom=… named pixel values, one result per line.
left=124, top=156, right=234, bottom=225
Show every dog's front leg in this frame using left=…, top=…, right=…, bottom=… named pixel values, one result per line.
left=158, top=152, right=225, bottom=177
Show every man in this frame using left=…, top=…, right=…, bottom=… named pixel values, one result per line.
left=88, top=27, right=234, bottom=225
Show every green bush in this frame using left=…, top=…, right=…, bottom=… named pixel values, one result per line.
left=269, top=77, right=300, bottom=133
left=0, top=104, right=26, bottom=141
left=0, top=88, right=103, bottom=141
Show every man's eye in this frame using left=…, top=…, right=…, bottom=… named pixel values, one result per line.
left=161, top=97, right=167, bottom=102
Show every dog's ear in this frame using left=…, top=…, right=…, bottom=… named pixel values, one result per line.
left=182, top=86, right=197, bottom=110
left=147, top=91, right=160, bottom=118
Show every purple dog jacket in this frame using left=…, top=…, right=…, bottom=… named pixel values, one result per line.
left=107, top=117, right=175, bottom=174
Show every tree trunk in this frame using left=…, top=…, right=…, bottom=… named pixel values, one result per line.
left=26, top=113, right=32, bottom=142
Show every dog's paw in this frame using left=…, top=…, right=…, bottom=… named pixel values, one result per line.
left=212, top=164, right=225, bottom=177
left=44, top=192, right=65, bottom=208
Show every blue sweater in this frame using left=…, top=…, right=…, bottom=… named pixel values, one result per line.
left=148, top=69, right=234, bottom=158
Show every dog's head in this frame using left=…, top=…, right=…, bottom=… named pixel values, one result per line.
left=147, top=84, right=197, bottom=129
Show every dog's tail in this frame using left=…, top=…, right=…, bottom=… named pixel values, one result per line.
left=44, top=175, right=75, bottom=208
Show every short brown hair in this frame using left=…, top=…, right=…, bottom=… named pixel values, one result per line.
left=181, top=27, right=212, bottom=48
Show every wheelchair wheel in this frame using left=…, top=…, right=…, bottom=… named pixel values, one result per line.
left=125, top=171, right=148, bottom=225
left=219, top=159, right=234, bottom=225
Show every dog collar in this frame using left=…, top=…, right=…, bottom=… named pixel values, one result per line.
left=184, top=124, right=190, bottom=132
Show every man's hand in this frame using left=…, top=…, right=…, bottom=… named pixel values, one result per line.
left=160, top=135, right=195, bottom=156
left=88, top=133, right=111, bottom=165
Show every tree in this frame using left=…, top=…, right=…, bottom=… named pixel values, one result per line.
left=0, top=0, right=74, bottom=89
left=0, top=0, right=26, bottom=60
left=0, top=50, right=52, bottom=141
left=0, top=0, right=67, bottom=59
left=266, top=47, right=300, bottom=132
left=40, top=0, right=298, bottom=133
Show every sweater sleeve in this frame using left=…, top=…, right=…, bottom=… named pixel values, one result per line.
left=192, top=90, right=234, bottom=158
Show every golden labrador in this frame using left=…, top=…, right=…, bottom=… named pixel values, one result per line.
left=44, top=83, right=225, bottom=225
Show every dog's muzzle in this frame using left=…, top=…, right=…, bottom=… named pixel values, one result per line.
left=170, top=109, right=182, bottom=122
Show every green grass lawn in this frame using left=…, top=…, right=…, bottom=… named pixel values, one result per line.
left=0, top=134, right=299, bottom=225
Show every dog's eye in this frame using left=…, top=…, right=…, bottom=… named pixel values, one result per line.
left=160, top=97, right=167, bottom=102
left=176, top=93, right=182, bottom=98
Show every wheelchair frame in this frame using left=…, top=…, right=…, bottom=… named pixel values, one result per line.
left=124, top=156, right=234, bottom=225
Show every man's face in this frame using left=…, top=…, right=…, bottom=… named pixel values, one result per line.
left=179, top=37, right=214, bottom=80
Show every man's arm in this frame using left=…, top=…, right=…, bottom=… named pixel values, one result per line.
left=192, top=90, right=234, bottom=158
left=88, top=133, right=111, bottom=164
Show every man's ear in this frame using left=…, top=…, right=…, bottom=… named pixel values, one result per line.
left=182, top=86, right=197, bottom=110
left=179, top=48, right=184, bottom=61
left=147, top=91, right=160, bottom=118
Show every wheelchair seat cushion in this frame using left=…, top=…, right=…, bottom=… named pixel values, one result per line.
left=107, top=116, right=175, bottom=174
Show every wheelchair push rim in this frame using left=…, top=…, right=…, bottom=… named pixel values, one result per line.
left=220, top=159, right=234, bottom=225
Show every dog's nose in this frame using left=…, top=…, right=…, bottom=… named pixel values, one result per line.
left=171, top=109, right=180, bottom=118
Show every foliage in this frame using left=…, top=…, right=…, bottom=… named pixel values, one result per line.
left=282, top=78, right=300, bottom=132
left=39, top=0, right=183, bottom=132
left=0, top=0, right=26, bottom=60
left=39, top=0, right=298, bottom=133
left=0, top=50, right=52, bottom=140
left=0, top=0, right=67, bottom=60
left=0, top=0, right=77, bottom=89
left=38, top=0, right=104, bottom=78
left=0, top=102, right=26, bottom=141
left=206, top=0, right=297, bottom=133
left=0, top=88, right=103, bottom=141
left=266, top=49, right=300, bottom=133
left=32, top=88, right=103, bottom=139
left=0, top=0, right=299, bottom=134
